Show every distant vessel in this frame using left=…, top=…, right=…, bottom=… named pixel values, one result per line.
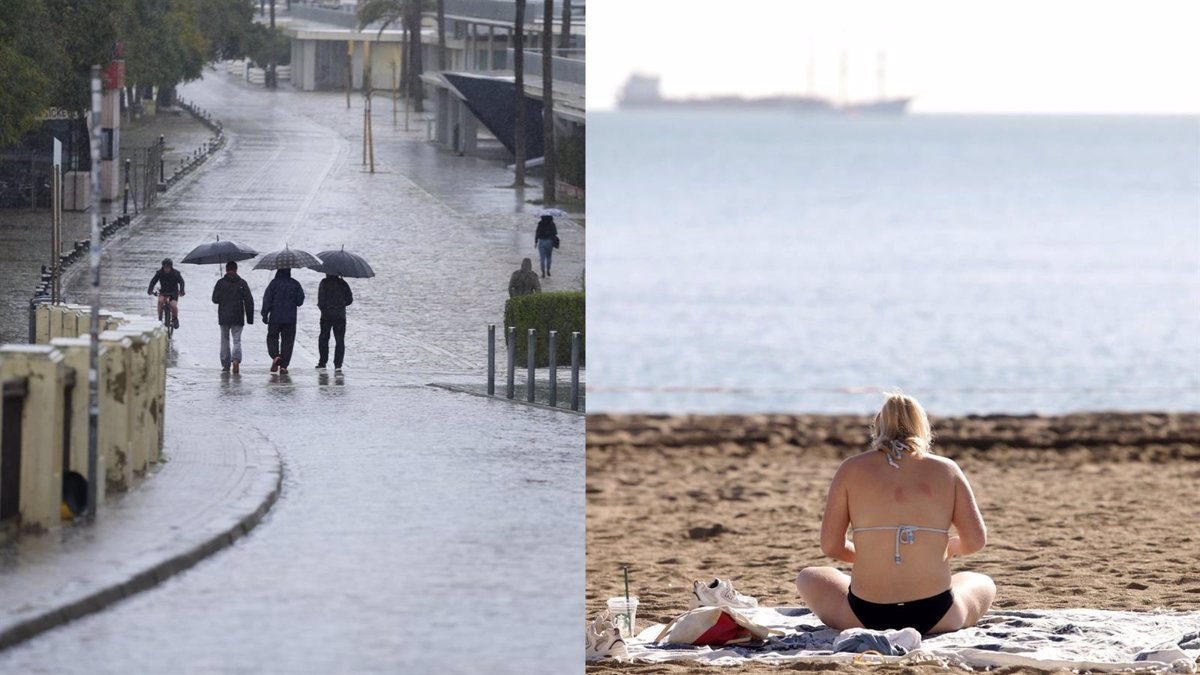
left=617, top=74, right=838, bottom=113
left=618, top=51, right=912, bottom=116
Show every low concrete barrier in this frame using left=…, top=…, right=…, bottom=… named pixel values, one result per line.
left=0, top=306, right=167, bottom=537
left=0, top=345, right=68, bottom=534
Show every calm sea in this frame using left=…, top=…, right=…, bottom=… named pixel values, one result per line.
left=588, top=111, right=1200, bottom=415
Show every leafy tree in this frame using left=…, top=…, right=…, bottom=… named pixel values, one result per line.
left=0, top=0, right=51, bottom=144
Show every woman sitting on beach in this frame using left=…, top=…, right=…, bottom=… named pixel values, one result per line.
left=796, top=393, right=996, bottom=635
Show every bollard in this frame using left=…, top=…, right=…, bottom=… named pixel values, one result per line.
left=123, top=158, right=130, bottom=215
left=0, top=345, right=68, bottom=532
left=570, top=331, right=581, bottom=411
left=527, top=329, right=536, bottom=403
left=50, top=337, right=106, bottom=509
left=159, top=134, right=165, bottom=183
left=506, top=327, right=515, bottom=399
left=548, top=330, right=558, bottom=408
left=486, top=325, right=495, bottom=396
left=98, top=332, right=134, bottom=492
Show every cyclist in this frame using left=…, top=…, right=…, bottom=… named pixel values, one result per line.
left=147, top=258, right=186, bottom=329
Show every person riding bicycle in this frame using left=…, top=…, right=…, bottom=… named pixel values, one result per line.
left=147, top=258, right=186, bottom=329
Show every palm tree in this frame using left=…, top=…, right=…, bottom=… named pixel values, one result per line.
left=558, top=0, right=572, bottom=57
left=437, top=0, right=447, bottom=70
left=513, top=0, right=526, bottom=186
left=542, top=0, right=555, bottom=204
left=356, top=0, right=426, bottom=111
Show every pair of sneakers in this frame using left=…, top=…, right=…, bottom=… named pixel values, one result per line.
left=584, top=610, right=628, bottom=662
left=690, top=577, right=759, bottom=610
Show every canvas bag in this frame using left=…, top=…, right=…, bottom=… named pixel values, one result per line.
left=653, top=606, right=782, bottom=646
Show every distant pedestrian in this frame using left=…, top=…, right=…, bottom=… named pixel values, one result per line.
left=211, top=261, right=255, bottom=374
left=316, top=273, right=353, bottom=372
left=261, top=268, right=304, bottom=374
left=535, top=215, right=559, bottom=278
left=508, top=258, right=542, bottom=297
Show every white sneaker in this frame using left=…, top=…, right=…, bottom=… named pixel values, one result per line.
left=690, top=578, right=759, bottom=609
left=585, top=611, right=629, bottom=662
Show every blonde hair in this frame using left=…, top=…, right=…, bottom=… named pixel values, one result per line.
left=870, top=392, right=933, bottom=458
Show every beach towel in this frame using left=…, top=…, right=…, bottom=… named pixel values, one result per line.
left=624, top=607, right=1200, bottom=672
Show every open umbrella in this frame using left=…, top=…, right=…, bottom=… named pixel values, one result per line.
left=309, top=246, right=375, bottom=278
left=538, top=208, right=568, bottom=218
left=252, top=246, right=321, bottom=270
left=181, top=236, right=258, bottom=265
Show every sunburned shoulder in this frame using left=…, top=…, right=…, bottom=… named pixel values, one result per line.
left=837, top=450, right=960, bottom=476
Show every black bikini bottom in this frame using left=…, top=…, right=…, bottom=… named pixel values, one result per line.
left=847, top=588, right=954, bottom=635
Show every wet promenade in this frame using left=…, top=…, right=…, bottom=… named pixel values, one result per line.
left=0, top=72, right=583, bottom=673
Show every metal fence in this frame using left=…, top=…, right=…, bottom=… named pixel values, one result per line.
left=123, top=141, right=163, bottom=215
left=0, top=151, right=54, bottom=210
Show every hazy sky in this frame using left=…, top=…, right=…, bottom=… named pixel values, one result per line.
left=587, top=0, right=1200, bottom=113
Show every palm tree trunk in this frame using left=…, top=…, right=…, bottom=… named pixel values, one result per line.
left=406, top=0, right=424, bottom=111
left=513, top=0, right=526, bottom=186
left=437, top=0, right=447, bottom=70
left=558, top=0, right=571, bottom=56
left=542, top=0, right=555, bottom=204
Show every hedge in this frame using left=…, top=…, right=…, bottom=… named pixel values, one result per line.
left=503, top=291, right=585, bottom=368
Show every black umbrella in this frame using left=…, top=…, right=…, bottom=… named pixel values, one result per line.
left=252, top=246, right=321, bottom=270
left=309, top=246, right=375, bottom=278
left=181, top=236, right=258, bottom=265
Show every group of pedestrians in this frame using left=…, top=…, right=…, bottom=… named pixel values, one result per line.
left=148, top=258, right=354, bottom=375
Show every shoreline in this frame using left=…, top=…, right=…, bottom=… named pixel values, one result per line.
left=587, top=411, right=1200, bottom=673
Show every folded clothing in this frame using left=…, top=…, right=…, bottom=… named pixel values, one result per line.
left=833, top=627, right=922, bottom=656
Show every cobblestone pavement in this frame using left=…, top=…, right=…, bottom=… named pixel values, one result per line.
left=0, top=73, right=583, bottom=673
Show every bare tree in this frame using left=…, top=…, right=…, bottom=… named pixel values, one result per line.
left=513, top=0, right=526, bottom=186
left=542, top=0, right=555, bottom=204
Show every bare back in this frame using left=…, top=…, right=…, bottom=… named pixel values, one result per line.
left=821, top=451, right=982, bottom=603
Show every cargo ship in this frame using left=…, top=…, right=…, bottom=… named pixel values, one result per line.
left=617, top=52, right=912, bottom=116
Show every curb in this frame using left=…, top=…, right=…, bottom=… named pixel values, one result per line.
left=0, top=436, right=283, bottom=651
left=428, top=382, right=585, bottom=417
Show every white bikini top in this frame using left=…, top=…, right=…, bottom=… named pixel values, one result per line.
left=852, top=525, right=949, bottom=565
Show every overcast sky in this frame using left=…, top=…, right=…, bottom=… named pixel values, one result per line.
left=586, top=0, right=1200, bottom=113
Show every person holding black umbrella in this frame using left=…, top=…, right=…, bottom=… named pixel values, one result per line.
left=262, top=268, right=305, bottom=373
left=211, top=261, right=255, bottom=374
left=316, top=273, right=353, bottom=372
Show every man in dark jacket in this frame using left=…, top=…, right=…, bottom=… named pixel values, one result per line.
left=211, top=260, right=255, bottom=374
left=261, top=268, right=304, bottom=373
left=508, top=258, right=541, bottom=297
left=147, top=258, right=186, bottom=328
left=316, top=273, right=353, bottom=371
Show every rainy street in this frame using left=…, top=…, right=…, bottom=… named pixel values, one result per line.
left=0, top=71, right=583, bottom=673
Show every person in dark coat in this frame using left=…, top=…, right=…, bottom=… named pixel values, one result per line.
left=508, top=258, right=541, bottom=297
left=316, top=273, right=353, bottom=371
left=147, top=258, right=186, bottom=328
left=261, top=268, right=304, bottom=373
left=211, top=261, right=255, bottom=374
left=534, top=215, right=558, bottom=278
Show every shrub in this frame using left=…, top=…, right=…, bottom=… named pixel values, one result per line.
left=503, top=291, right=585, bottom=367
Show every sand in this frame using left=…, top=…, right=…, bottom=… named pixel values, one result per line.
left=586, top=412, right=1200, bottom=674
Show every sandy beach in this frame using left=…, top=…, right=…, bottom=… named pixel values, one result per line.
left=586, top=412, right=1200, bottom=673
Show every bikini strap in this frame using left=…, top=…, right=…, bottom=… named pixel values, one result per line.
left=852, top=525, right=950, bottom=565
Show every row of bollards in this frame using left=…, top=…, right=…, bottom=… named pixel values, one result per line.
left=486, top=325, right=581, bottom=411
left=163, top=98, right=226, bottom=192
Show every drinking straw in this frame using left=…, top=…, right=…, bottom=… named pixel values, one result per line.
left=623, top=566, right=632, bottom=634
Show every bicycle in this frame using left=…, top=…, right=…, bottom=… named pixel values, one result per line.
left=151, top=289, right=179, bottom=338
